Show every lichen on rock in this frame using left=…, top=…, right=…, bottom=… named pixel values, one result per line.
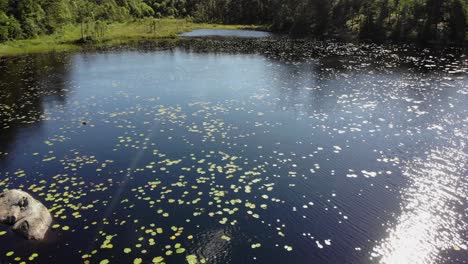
left=0, top=189, right=52, bottom=240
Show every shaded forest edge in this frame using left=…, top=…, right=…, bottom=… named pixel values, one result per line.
left=0, top=0, right=466, bottom=54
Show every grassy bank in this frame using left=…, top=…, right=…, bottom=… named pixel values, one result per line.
left=0, top=19, right=262, bottom=56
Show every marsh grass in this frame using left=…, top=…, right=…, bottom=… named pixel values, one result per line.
left=0, top=19, right=262, bottom=56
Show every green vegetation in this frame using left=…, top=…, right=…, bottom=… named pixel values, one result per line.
left=193, top=0, right=467, bottom=44
left=0, top=19, right=258, bottom=56
left=0, top=0, right=466, bottom=52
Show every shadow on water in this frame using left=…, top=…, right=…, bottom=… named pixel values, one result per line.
left=0, top=54, right=72, bottom=166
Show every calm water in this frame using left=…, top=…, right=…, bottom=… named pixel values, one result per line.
left=0, top=39, right=467, bottom=264
left=179, top=29, right=272, bottom=38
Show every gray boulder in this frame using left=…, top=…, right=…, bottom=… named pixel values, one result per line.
left=0, top=189, right=52, bottom=240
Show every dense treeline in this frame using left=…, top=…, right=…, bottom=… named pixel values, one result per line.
left=192, top=0, right=467, bottom=44
left=0, top=0, right=466, bottom=44
left=0, top=0, right=195, bottom=41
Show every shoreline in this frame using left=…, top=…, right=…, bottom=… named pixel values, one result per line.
left=0, top=19, right=263, bottom=57
left=1, top=20, right=465, bottom=58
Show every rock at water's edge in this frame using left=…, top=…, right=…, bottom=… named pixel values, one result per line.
left=0, top=189, right=52, bottom=240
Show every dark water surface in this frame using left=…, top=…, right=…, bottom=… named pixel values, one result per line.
left=0, top=39, right=467, bottom=264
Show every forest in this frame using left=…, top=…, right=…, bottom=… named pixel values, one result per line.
left=0, top=0, right=467, bottom=45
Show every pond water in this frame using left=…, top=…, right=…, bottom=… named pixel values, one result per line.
left=179, top=29, right=272, bottom=38
left=0, top=39, right=467, bottom=264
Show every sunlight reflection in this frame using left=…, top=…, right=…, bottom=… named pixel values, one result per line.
left=373, top=144, right=467, bottom=263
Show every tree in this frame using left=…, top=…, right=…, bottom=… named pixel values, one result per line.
left=448, top=0, right=466, bottom=43
left=42, top=0, right=73, bottom=33
left=0, top=11, right=22, bottom=41
left=75, top=1, right=93, bottom=39
left=17, top=0, right=46, bottom=37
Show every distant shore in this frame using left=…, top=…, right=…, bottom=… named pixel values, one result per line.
left=0, top=19, right=263, bottom=57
